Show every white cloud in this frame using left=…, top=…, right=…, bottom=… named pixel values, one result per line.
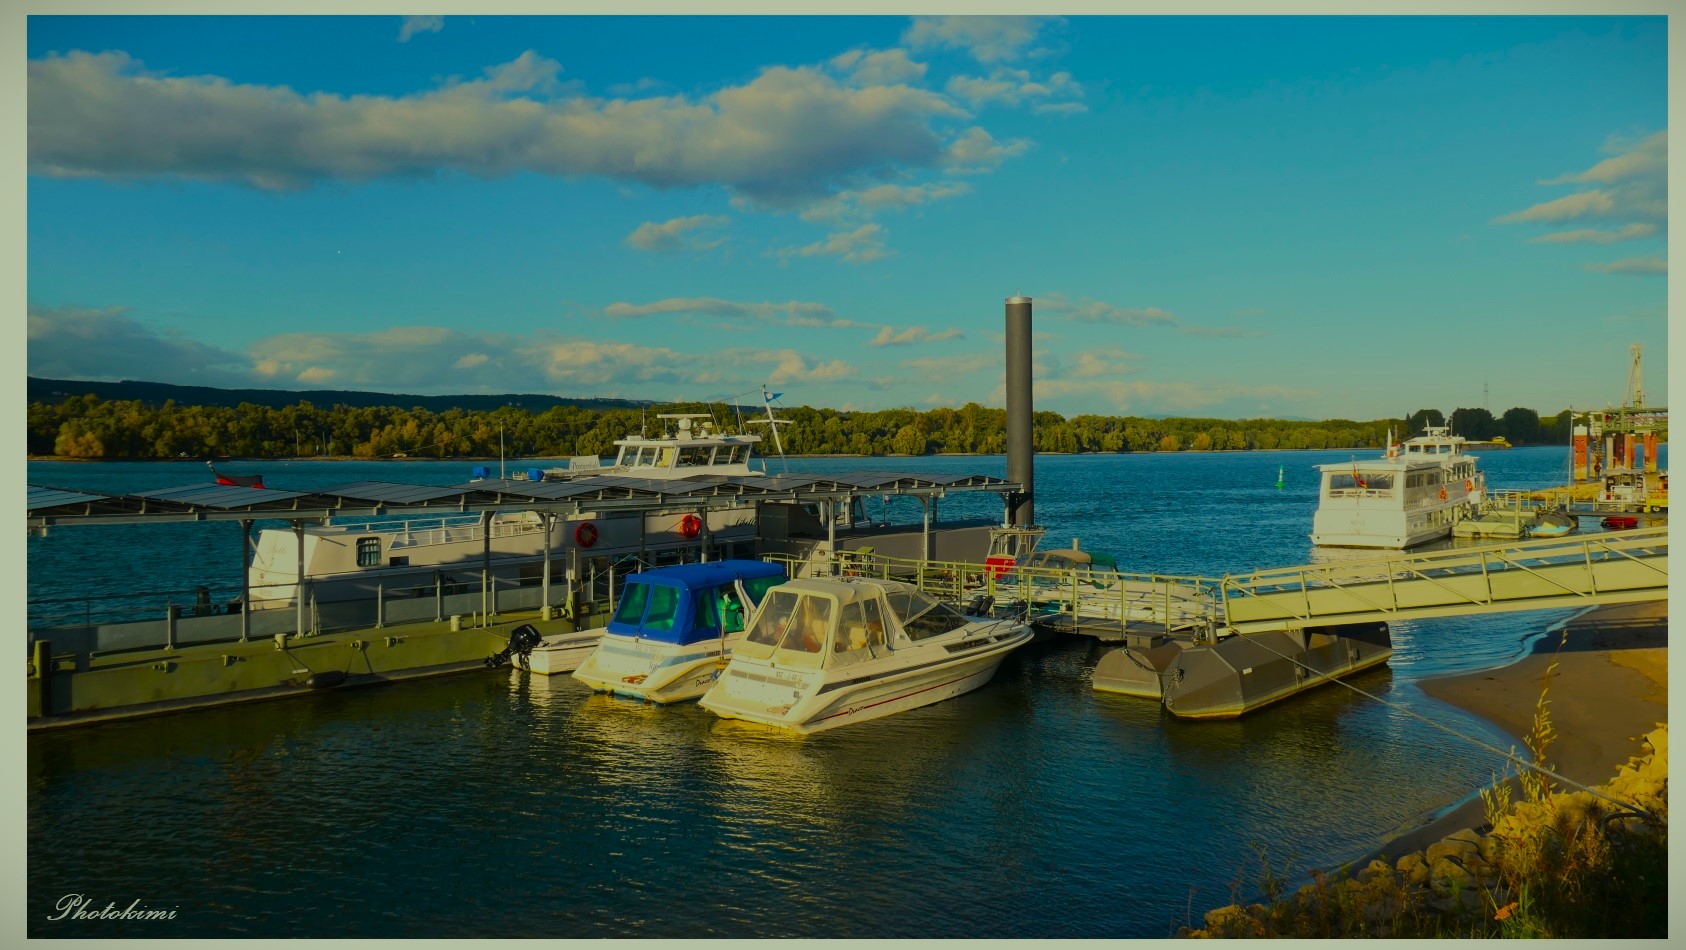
left=946, top=67, right=1083, bottom=112
left=27, top=305, right=253, bottom=384
left=602, top=297, right=873, bottom=330
left=1495, top=130, right=1667, bottom=260
left=867, top=325, right=964, bottom=347
left=831, top=48, right=927, bottom=86
left=28, top=50, right=972, bottom=207
left=625, top=214, right=730, bottom=253
left=1529, top=223, right=1658, bottom=245
left=1178, top=325, right=1269, bottom=339
left=1053, top=297, right=1180, bottom=328
left=903, top=16, right=1051, bottom=64
left=799, top=180, right=972, bottom=222
left=942, top=126, right=1031, bottom=172
left=776, top=223, right=891, bottom=264
left=1585, top=256, right=1666, bottom=276
left=398, top=16, right=443, bottom=43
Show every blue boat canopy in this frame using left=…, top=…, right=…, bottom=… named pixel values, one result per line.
left=607, top=560, right=787, bottom=646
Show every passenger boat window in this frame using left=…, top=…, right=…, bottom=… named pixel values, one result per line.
left=357, top=537, right=380, bottom=567
left=678, top=446, right=712, bottom=467
left=1328, top=473, right=1392, bottom=491
left=643, top=585, right=680, bottom=632
left=613, top=583, right=650, bottom=626
left=658, top=448, right=677, bottom=468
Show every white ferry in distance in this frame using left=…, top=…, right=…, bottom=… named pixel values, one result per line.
left=1310, top=426, right=1486, bottom=549
left=245, top=403, right=790, bottom=609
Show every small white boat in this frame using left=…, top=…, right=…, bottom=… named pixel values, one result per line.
left=1311, top=426, right=1486, bottom=549
left=566, top=560, right=788, bottom=700
left=698, top=577, right=1032, bottom=734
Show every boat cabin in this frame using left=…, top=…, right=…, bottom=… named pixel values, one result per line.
left=732, top=579, right=973, bottom=671
left=607, top=560, right=787, bottom=645
left=607, top=414, right=762, bottom=477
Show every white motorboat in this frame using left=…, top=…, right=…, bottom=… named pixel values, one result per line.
left=565, top=559, right=788, bottom=699
left=1310, top=426, right=1486, bottom=549
left=698, top=577, right=1032, bottom=734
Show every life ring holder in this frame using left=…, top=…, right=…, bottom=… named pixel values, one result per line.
left=680, top=514, right=703, bottom=539
left=575, top=522, right=599, bottom=548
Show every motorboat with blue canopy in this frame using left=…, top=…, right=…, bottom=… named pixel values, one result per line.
left=568, top=560, right=787, bottom=701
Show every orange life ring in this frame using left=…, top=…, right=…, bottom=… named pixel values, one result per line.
left=575, top=522, right=598, bottom=547
left=680, top=514, right=702, bottom=539
left=1439, top=487, right=1448, bottom=501
left=1465, top=479, right=1474, bottom=492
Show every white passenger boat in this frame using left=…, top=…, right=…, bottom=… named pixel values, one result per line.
left=698, top=577, right=1032, bottom=734
left=246, top=409, right=781, bottom=608
left=1310, top=426, right=1486, bottom=549
left=565, top=560, right=787, bottom=699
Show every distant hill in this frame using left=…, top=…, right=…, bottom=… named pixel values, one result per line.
left=27, top=377, right=657, bottom=414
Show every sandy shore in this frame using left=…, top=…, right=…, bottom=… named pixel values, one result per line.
left=1363, top=599, right=1668, bottom=862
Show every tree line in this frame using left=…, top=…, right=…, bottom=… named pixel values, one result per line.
left=27, top=394, right=1590, bottom=460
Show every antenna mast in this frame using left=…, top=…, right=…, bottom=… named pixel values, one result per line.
left=1626, top=343, right=1645, bottom=409
left=745, top=386, right=792, bottom=474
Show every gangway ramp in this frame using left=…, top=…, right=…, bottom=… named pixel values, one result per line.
left=1218, top=526, right=1668, bottom=635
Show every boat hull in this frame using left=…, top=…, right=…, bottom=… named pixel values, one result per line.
left=572, top=636, right=734, bottom=704
left=701, top=629, right=1029, bottom=734
left=517, top=629, right=606, bottom=675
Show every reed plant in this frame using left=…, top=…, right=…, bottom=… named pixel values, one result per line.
left=1183, top=668, right=1667, bottom=939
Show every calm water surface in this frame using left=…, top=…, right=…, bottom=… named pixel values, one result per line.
left=26, top=446, right=1642, bottom=937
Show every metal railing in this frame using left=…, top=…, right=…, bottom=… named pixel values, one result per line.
left=768, top=525, right=1669, bottom=639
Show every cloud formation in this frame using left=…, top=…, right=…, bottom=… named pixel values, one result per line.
left=799, top=180, right=972, bottom=223
left=624, top=214, right=730, bottom=253
left=1585, top=256, right=1666, bottom=276
left=867, top=325, right=964, bottom=347
left=28, top=50, right=993, bottom=206
left=903, top=16, right=1051, bottom=64
left=603, top=297, right=859, bottom=327
left=28, top=305, right=252, bottom=384
left=830, top=48, right=927, bottom=86
left=776, top=223, right=891, bottom=264
left=946, top=68, right=1084, bottom=112
left=1494, top=130, right=1667, bottom=256
left=398, top=16, right=443, bottom=42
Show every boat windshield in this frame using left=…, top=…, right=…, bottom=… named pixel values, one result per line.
left=736, top=589, right=832, bottom=669
left=883, top=587, right=968, bottom=642
left=612, top=583, right=649, bottom=626
left=828, top=597, right=888, bottom=668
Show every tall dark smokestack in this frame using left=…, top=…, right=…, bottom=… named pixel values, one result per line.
left=1005, top=294, right=1034, bottom=526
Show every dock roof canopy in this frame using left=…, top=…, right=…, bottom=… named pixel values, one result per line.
left=27, top=470, right=1019, bottom=528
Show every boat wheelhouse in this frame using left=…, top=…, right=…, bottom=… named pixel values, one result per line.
left=1310, top=426, right=1486, bottom=549
left=698, top=576, right=1031, bottom=734
left=565, top=560, right=787, bottom=699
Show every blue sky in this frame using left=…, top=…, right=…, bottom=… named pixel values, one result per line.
left=22, top=13, right=1670, bottom=420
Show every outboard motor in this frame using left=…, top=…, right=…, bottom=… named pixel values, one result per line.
left=485, top=624, right=544, bottom=668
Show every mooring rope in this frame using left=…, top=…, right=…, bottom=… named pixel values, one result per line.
left=1191, top=628, right=1662, bottom=827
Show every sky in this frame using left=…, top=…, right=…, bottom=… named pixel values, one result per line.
left=19, top=10, right=1673, bottom=421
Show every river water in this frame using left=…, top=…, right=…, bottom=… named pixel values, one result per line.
left=24, top=446, right=1647, bottom=937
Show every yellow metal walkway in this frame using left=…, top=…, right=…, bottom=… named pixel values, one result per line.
left=1216, top=526, right=1667, bottom=633
left=792, top=525, right=1668, bottom=637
